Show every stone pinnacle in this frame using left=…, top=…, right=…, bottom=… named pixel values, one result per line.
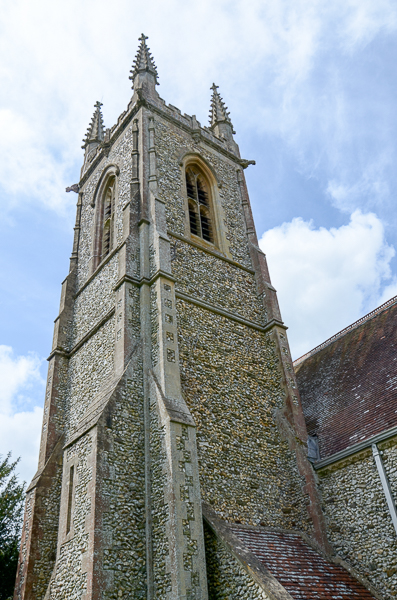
left=82, top=101, right=105, bottom=149
left=209, top=83, right=235, bottom=132
left=129, top=33, right=159, bottom=87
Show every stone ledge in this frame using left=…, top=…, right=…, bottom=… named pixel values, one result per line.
left=48, top=307, right=115, bottom=361
left=74, top=242, right=125, bottom=299
left=168, top=231, right=255, bottom=274
left=176, top=291, right=268, bottom=333
left=113, top=269, right=176, bottom=291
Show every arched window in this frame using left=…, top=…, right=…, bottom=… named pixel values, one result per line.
left=101, top=179, right=114, bottom=259
left=92, top=175, right=116, bottom=270
left=185, top=166, right=214, bottom=244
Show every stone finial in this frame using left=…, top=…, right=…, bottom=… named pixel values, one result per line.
left=82, top=101, right=105, bottom=149
left=129, top=33, right=159, bottom=88
left=209, top=83, right=235, bottom=133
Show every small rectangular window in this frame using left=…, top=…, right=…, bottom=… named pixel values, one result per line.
left=66, top=465, right=74, bottom=534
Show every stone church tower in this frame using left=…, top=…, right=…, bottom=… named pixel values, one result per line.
left=14, top=35, right=342, bottom=600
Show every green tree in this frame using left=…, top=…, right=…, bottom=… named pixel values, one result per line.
left=0, top=454, right=25, bottom=600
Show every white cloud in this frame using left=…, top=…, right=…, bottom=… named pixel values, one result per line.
left=337, top=0, right=397, bottom=50
left=1, top=0, right=397, bottom=476
left=0, top=108, right=72, bottom=213
left=0, top=346, right=43, bottom=414
left=0, top=0, right=396, bottom=216
left=0, top=407, right=43, bottom=484
left=0, top=346, right=44, bottom=483
left=326, top=152, right=392, bottom=212
left=259, top=211, right=395, bottom=359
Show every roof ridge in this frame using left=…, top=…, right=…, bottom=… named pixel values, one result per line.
left=293, top=293, right=397, bottom=367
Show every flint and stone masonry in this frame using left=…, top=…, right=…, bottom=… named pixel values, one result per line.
left=15, top=35, right=334, bottom=600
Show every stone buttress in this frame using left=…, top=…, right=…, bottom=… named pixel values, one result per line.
left=14, top=35, right=330, bottom=600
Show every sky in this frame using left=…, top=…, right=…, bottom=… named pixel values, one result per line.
left=1, top=0, right=397, bottom=483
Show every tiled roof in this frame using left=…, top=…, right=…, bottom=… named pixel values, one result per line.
left=230, top=526, right=375, bottom=599
left=294, top=298, right=397, bottom=458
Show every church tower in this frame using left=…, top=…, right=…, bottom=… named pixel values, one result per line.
left=14, top=35, right=330, bottom=600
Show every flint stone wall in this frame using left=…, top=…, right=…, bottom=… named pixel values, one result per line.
left=43, top=356, right=68, bottom=450
left=318, top=439, right=397, bottom=599
left=30, top=464, right=63, bottom=599
left=150, top=398, right=172, bottom=598
left=177, top=298, right=310, bottom=533
left=154, top=118, right=251, bottom=268
left=170, top=239, right=264, bottom=324
left=48, top=433, right=93, bottom=600
left=204, top=524, right=270, bottom=600
left=150, top=389, right=208, bottom=600
left=77, top=124, right=133, bottom=289
left=153, top=103, right=311, bottom=533
left=101, top=373, right=146, bottom=599
left=66, top=316, right=115, bottom=438
left=71, top=255, right=118, bottom=347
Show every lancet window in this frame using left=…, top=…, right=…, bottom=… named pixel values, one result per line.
left=94, top=175, right=116, bottom=269
left=101, top=178, right=114, bottom=259
left=185, top=166, right=214, bottom=244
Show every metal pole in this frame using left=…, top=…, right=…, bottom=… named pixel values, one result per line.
left=372, top=443, right=397, bottom=536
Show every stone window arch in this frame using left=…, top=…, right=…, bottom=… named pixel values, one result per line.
left=92, top=172, right=117, bottom=270
left=185, top=165, right=215, bottom=244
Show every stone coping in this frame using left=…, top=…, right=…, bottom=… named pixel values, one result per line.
left=203, top=504, right=294, bottom=600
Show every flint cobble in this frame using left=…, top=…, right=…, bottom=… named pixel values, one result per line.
left=319, top=441, right=397, bottom=599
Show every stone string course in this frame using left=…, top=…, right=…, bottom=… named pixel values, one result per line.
left=318, top=440, right=397, bottom=599
left=177, top=299, right=310, bottom=533
left=71, top=255, right=118, bottom=347
left=204, top=524, right=270, bottom=599
left=171, top=239, right=264, bottom=324
left=66, top=316, right=115, bottom=437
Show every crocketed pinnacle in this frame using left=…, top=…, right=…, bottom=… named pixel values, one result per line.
left=129, top=33, right=159, bottom=86
left=209, top=83, right=234, bottom=131
left=82, top=101, right=105, bottom=149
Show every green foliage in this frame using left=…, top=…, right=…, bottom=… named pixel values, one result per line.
left=0, top=454, right=25, bottom=600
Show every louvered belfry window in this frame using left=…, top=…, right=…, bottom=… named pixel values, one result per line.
left=101, top=177, right=115, bottom=260
left=186, top=167, right=214, bottom=243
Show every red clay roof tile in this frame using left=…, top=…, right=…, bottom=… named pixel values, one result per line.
left=230, top=526, right=375, bottom=599
left=295, top=298, right=397, bottom=458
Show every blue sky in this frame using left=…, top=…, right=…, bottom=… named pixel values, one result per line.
left=2, top=0, right=397, bottom=482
